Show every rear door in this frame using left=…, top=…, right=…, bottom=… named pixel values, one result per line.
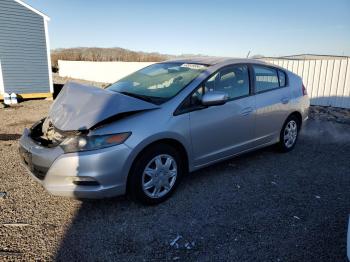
left=187, top=64, right=256, bottom=167
left=252, top=65, right=291, bottom=145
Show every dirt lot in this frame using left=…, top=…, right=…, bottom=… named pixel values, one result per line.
left=0, top=101, right=350, bottom=261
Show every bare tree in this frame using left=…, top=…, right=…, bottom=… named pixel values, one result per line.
left=51, top=47, right=178, bottom=71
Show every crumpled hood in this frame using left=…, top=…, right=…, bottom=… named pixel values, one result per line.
left=49, top=82, right=159, bottom=131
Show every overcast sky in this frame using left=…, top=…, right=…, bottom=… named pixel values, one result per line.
left=25, top=0, right=350, bottom=57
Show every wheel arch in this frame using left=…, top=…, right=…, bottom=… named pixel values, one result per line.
left=126, top=137, right=190, bottom=192
left=288, top=111, right=303, bottom=129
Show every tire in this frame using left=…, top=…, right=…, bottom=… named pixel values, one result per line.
left=128, top=144, right=184, bottom=205
left=278, top=115, right=300, bottom=152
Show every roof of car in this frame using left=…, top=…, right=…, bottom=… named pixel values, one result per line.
left=166, top=56, right=268, bottom=66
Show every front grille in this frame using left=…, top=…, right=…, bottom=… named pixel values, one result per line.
left=19, top=146, right=49, bottom=180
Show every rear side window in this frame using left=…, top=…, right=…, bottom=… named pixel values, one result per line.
left=278, top=70, right=287, bottom=87
left=253, top=65, right=279, bottom=93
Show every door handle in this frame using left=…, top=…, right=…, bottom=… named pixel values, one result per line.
left=240, top=107, right=253, bottom=116
left=281, top=97, right=290, bottom=104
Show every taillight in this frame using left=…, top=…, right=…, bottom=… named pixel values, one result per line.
left=302, top=84, right=307, bottom=96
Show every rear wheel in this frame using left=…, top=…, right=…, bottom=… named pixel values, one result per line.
left=278, top=115, right=300, bottom=152
left=128, top=144, right=183, bottom=205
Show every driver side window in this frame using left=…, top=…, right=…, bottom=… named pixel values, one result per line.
left=191, top=64, right=250, bottom=104
left=190, top=73, right=218, bottom=106
left=176, top=64, right=251, bottom=115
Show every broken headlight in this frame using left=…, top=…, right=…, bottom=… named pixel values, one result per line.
left=60, top=132, right=131, bottom=153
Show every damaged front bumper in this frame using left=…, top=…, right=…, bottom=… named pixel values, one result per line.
left=19, top=128, right=132, bottom=198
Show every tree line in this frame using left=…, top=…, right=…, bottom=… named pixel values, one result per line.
left=51, top=47, right=177, bottom=70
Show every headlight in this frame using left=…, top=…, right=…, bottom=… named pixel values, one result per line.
left=60, top=132, right=131, bottom=153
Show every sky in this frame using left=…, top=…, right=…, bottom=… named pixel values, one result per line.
left=24, top=0, right=350, bottom=57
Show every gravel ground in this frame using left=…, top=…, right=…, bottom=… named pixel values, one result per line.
left=309, top=105, right=350, bottom=125
left=0, top=101, right=350, bottom=261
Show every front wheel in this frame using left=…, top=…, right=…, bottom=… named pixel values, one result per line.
left=128, top=144, right=183, bottom=205
left=278, top=115, right=300, bottom=152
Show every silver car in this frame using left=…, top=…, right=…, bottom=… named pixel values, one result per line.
left=19, top=57, right=309, bottom=204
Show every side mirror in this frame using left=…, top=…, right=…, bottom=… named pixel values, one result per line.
left=201, top=91, right=229, bottom=106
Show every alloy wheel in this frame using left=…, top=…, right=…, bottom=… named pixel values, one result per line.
left=283, top=120, right=298, bottom=148
left=142, top=154, right=178, bottom=198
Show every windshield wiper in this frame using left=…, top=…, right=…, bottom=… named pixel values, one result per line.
left=119, top=91, right=154, bottom=103
left=119, top=91, right=166, bottom=104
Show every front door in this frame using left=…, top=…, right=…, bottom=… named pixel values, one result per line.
left=189, top=64, right=256, bottom=167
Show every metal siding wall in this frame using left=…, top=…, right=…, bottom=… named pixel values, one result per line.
left=342, top=59, right=350, bottom=108
left=317, top=60, right=327, bottom=105
left=329, top=60, right=341, bottom=106
left=335, top=59, right=348, bottom=107
left=263, top=58, right=350, bottom=108
left=312, top=60, right=322, bottom=99
left=323, top=60, right=334, bottom=106
left=302, top=60, right=309, bottom=88
left=0, top=0, right=50, bottom=94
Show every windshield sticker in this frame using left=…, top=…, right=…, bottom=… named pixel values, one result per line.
left=180, top=63, right=207, bottom=70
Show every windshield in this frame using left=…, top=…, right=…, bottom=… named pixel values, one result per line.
left=107, top=62, right=208, bottom=104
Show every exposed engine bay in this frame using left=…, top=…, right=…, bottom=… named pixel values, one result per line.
left=42, top=117, right=66, bottom=144
left=30, top=117, right=81, bottom=147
